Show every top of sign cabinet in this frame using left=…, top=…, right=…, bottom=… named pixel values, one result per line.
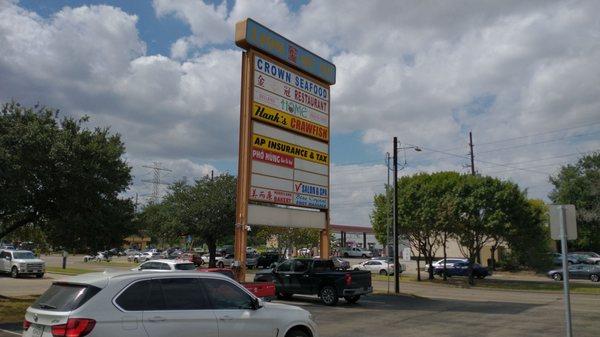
left=235, top=18, right=336, bottom=85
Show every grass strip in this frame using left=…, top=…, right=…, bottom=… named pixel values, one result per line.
left=0, top=296, right=35, bottom=324
left=46, top=266, right=95, bottom=275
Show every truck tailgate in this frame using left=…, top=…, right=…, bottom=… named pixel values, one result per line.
left=348, top=270, right=372, bottom=289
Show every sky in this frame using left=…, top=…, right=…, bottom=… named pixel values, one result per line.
left=1, top=0, right=599, bottom=226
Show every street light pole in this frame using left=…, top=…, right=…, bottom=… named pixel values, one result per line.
left=393, top=137, right=400, bottom=293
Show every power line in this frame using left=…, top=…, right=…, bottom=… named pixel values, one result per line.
left=440, top=119, right=600, bottom=152
left=477, top=130, right=600, bottom=155
left=141, top=162, right=172, bottom=203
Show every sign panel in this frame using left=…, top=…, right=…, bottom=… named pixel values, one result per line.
left=249, top=52, right=330, bottom=210
left=235, top=18, right=336, bottom=84
left=549, top=204, right=577, bottom=240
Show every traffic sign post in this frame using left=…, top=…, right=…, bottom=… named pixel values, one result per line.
left=549, top=204, right=577, bottom=337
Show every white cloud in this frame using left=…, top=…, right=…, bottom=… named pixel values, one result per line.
left=1, top=0, right=599, bottom=223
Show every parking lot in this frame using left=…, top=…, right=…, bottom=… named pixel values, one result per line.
left=1, top=256, right=599, bottom=337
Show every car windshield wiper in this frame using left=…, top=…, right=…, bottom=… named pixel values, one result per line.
left=37, top=303, right=57, bottom=309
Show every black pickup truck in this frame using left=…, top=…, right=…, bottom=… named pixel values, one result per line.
left=254, top=258, right=372, bottom=306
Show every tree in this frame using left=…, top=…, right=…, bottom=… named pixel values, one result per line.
left=138, top=202, right=183, bottom=248
left=0, top=102, right=134, bottom=251
left=168, top=175, right=236, bottom=267
left=255, top=226, right=321, bottom=256
left=549, top=152, right=600, bottom=251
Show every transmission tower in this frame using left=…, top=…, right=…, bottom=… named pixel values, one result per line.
left=141, top=162, right=172, bottom=203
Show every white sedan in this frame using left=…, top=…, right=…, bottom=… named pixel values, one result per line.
left=351, top=260, right=397, bottom=275
left=132, top=259, right=197, bottom=271
left=201, top=253, right=234, bottom=268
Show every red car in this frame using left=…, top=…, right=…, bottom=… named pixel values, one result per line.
left=198, top=268, right=276, bottom=299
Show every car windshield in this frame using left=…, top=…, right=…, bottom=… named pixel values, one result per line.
left=13, top=252, right=36, bottom=259
left=174, top=263, right=196, bottom=270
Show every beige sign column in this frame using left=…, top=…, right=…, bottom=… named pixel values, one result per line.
left=234, top=51, right=253, bottom=282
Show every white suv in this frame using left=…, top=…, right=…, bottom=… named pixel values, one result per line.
left=23, top=271, right=318, bottom=337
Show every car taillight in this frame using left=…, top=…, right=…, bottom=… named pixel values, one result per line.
left=345, top=273, right=352, bottom=285
left=23, top=319, right=31, bottom=331
left=51, top=318, right=96, bottom=337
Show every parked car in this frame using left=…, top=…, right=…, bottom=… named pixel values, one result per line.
left=351, top=259, right=403, bottom=275
left=256, top=251, right=284, bottom=269
left=201, top=253, right=234, bottom=268
left=0, top=243, right=15, bottom=250
left=434, top=262, right=490, bottom=279
left=246, top=252, right=259, bottom=269
left=23, top=270, right=318, bottom=337
left=0, top=250, right=45, bottom=278
left=180, top=252, right=204, bottom=266
left=548, top=264, right=600, bottom=282
left=199, top=268, right=276, bottom=299
left=552, top=253, right=581, bottom=266
left=133, top=259, right=197, bottom=271
left=570, top=252, right=600, bottom=265
left=95, top=251, right=112, bottom=262
left=254, top=258, right=372, bottom=306
left=331, top=257, right=350, bottom=270
left=124, top=248, right=140, bottom=256
left=341, top=247, right=372, bottom=258
left=425, top=258, right=469, bottom=271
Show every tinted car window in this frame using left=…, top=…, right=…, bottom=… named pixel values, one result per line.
left=313, top=260, right=334, bottom=272
left=33, top=283, right=100, bottom=311
left=293, top=260, right=310, bottom=272
left=203, top=278, right=253, bottom=310
left=116, top=280, right=151, bottom=311
left=140, top=262, right=157, bottom=270
left=174, top=263, right=196, bottom=270
left=159, top=263, right=171, bottom=270
left=159, top=278, right=210, bottom=310
left=277, top=260, right=293, bottom=272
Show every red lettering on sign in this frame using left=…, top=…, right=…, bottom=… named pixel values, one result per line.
left=252, top=147, right=294, bottom=168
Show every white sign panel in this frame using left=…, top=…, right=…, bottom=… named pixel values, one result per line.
left=549, top=204, right=577, bottom=240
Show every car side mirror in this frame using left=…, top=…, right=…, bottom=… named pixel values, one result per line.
left=251, top=297, right=262, bottom=310
left=5, top=256, right=11, bottom=261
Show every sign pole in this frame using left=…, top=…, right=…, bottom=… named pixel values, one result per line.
left=393, top=137, right=400, bottom=293
left=234, top=51, right=252, bottom=282
left=559, top=205, right=573, bottom=337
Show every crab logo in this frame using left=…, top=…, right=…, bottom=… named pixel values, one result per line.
left=288, top=46, right=297, bottom=63
left=34, top=314, right=38, bottom=322
left=258, top=75, right=265, bottom=86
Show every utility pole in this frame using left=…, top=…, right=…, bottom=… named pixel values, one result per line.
left=141, top=162, right=172, bottom=203
left=393, top=137, right=400, bottom=293
left=469, top=131, right=475, bottom=175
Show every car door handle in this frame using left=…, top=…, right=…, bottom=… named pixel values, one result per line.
left=148, top=316, right=165, bottom=322
left=219, top=316, right=234, bottom=321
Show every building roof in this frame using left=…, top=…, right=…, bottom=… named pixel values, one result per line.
left=330, top=224, right=374, bottom=234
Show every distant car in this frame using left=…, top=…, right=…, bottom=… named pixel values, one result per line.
left=128, top=251, right=158, bottom=263
left=298, top=248, right=312, bottom=256
left=246, top=252, right=259, bottom=269
left=351, top=259, right=399, bottom=275
left=434, top=262, right=490, bottom=279
left=180, top=252, right=204, bottom=266
left=548, top=264, right=600, bottom=282
left=552, top=253, right=581, bottom=265
left=570, top=252, right=600, bottom=265
left=133, top=259, right=197, bottom=271
left=124, top=249, right=140, bottom=256
left=0, top=249, right=45, bottom=278
left=342, top=247, right=372, bottom=258
left=425, top=258, right=469, bottom=271
left=256, top=252, right=284, bottom=269
left=24, top=271, right=318, bottom=337
left=331, top=256, right=350, bottom=270
left=0, top=244, right=15, bottom=250
left=201, top=253, right=234, bottom=268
